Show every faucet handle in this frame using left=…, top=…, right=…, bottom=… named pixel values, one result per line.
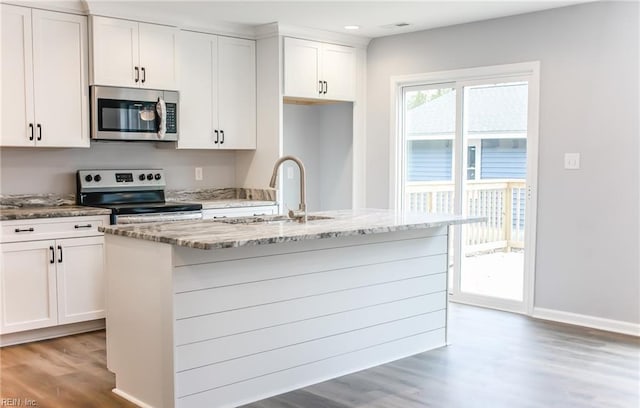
left=288, top=209, right=307, bottom=223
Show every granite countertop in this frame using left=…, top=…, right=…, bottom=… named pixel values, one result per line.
left=0, top=205, right=112, bottom=221
left=167, top=198, right=277, bottom=210
left=99, top=209, right=485, bottom=250
left=0, top=194, right=112, bottom=221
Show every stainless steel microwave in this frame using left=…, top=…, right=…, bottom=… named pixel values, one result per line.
left=90, top=86, right=178, bottom=142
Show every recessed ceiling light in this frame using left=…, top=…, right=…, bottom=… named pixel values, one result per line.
left=344, top=25, right=360, bottom=30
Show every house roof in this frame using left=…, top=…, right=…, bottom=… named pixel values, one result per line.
left=406, top=83, right=528, bottom=136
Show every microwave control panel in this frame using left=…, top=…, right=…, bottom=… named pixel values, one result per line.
left=166, top=103, right=177, bottom=133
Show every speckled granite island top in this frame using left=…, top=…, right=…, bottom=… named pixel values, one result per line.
left=99, top=209, right=485, bottom=250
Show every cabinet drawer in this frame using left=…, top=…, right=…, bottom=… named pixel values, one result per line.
left=0, top=216, right=107, bottom=243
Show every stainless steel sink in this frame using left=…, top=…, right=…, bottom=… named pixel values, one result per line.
left=216, top=215, right=333, bottom=225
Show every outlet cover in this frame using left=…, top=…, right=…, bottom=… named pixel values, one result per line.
left=195, top=167, right=203, bottom=180
left=564, top=153, right=580, bottom=170
left=287, top=166, right=294, bottom=179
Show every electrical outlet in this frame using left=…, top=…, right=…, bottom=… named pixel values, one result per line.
left=564, top=153, right=580, bottom=170
left=287, top=166, right=294, bottom=179
left=195, top=167, right=203, bottom=181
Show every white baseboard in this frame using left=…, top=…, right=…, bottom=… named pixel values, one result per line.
left=112, top=388, right=154, bottom=408
left=532, top=307, right=640, bottom=337
left=0, top=319, right=106, bottom=347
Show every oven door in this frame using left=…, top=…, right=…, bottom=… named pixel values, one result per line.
left=115, top=211, right=202, bottom=224
left=91, top=86, right=178, bottom=142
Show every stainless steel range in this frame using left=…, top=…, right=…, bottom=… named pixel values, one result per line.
left=76, top=169, right=202, bottom=224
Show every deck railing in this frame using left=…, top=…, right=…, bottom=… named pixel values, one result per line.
left=406, top=179, right=526, bottom=253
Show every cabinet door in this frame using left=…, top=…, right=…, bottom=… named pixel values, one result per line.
left=177, top=31, right=217, bottom=149
left=56, top=236, right=105, bottom=325
left=138, top=23, right=178, bottom=90
left=218, top=37, right=256, bottom=149
left=90, top=16, right=139, bottom=87
left=32, top=10, right=89, bottom=148
left=0, top=241, right=57, bottom=334
left=1, top=4, right=35, bottom=147
left=283, top=37, right=321, bottom=99
left=322, top=43, right=356, bottom=102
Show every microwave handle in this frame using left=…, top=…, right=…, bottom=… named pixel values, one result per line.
left=156, top=98, right=167, bottom=139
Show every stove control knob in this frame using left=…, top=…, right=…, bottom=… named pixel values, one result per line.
left=146, top=173, right=153, bottom=181
left=154, top=173, right=161, bottom=180
left=94, top=174, right=102, bottom=182
left=139, top=174, right=146, bottom=181
left=84, top=174, right=93, bottom=182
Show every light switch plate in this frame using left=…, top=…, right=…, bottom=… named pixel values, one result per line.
left=195, top=167, right=203, bottom=180
left=564, top=153, right=580, bottom=170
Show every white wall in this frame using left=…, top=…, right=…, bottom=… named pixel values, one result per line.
left=365, top=2, right=639, bottom=324
left=0, top=143, right=236, bottom=194
left=283, top=102, right=353, bottom=212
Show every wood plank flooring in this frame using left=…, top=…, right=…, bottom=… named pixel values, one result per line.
left=1, top=304, right=638, bottom=408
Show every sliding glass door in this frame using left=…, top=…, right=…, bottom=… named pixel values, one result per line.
left=399, top=67, right=538, bottom=314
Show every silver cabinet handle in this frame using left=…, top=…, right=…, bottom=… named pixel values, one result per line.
left=141, top=67, right=146, bottom=83
left=214, top=129, right=219, bottom=144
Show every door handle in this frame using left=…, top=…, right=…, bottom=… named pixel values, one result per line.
left=57, top=245, right=63, bottom=263
left=134, top=66, right=139, bottom=83
left=220, top=130, right=224, bottom=144
left=141, top=67, right=146, bottom=83
left=29, top=123, right=34, bottom=141
left=49, top=246, right=55, bottom=264
left=37, top=124, right=42, bottom=141
left=214, top=129, right=219, bottom=144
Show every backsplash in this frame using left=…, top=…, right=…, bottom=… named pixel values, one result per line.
left=0, top=142, right=237, bottom=195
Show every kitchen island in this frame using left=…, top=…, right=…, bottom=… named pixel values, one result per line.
left=100, top=209, right=483, bottom=408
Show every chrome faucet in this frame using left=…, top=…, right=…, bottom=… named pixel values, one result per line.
left=269, top=155, right=307, bottom=223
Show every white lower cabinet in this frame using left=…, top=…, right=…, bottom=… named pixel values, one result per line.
left=56, top=236, right=105, bottom=325
left=0, top=240, right=57, bottom=333
left=0, top=216, right=107, bottom=335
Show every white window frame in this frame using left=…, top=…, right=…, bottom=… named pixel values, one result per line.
left=389, top=61, right=540, bottom=315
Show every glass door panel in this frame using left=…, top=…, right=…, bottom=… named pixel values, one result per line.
left=460, top=81, right=528, bottom=302
left=402, top=85, right=456, bottom=214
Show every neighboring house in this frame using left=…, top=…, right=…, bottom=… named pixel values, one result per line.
left=406, top=83, right=527, bottom=182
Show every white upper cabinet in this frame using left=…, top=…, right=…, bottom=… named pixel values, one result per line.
left=178, top=31, right=256, bottom=150
left=1, top=5, right=89, bottom=148
left=283, top=37, right=355, bottom=101
left=217, top=36, right=256, bottom=150
left=90, top=16, right=178, bottom=90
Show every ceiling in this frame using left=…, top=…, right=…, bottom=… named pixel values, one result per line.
left=84, top=0, right=594, bottom=39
